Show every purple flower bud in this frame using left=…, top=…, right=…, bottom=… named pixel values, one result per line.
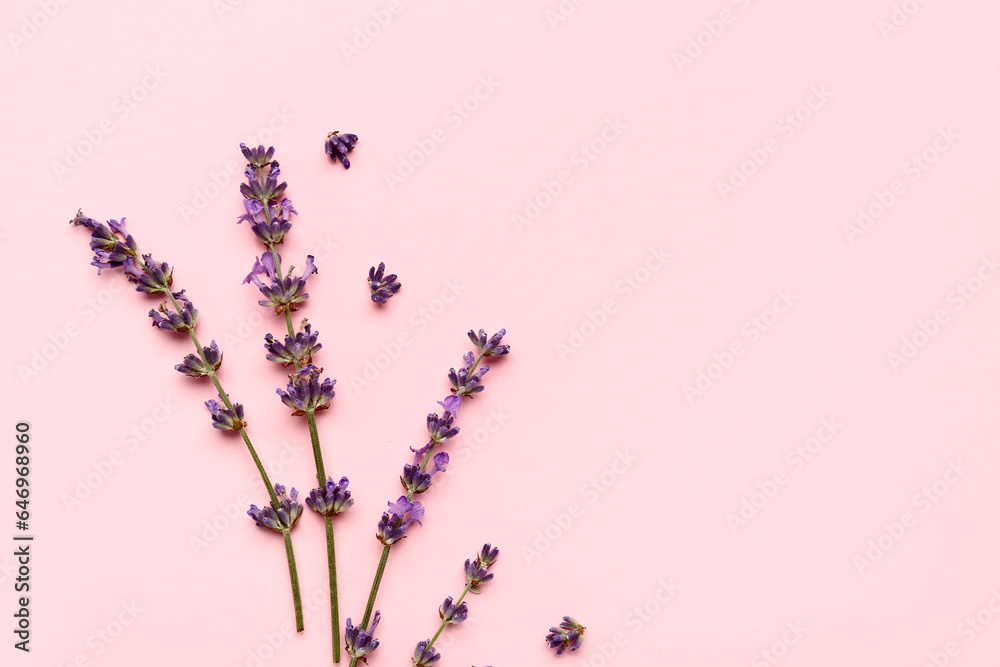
left=240, top=143, right=275, bottom=168
left=124, top=254, right=173, bottom=293
left=546, top=617, right=585, bottom=655
left=306, top=476, right=354, bottom=517
left=238, top=197, right=294, bottom=245
left=477, top=542, right=500, bottom=568
left=468, top=328, right=510, bottom=357
left=426, top=411, right=459, bottom=445
left=71, top=211, right=139, bottom=275
left=276, top=364, right=336, bottom=416
left=367, top=262, right=401, bottom=303
left=247, top=484, right=303, bottom=533
left=438, top=596, right=468, bottom=625
left=149, top=291, right=198, bottom=333
left=176, top=340, right=223, bottom=377
left=345, top=611, right=380, bottom=661
left=400, top=464, right=433, bottom=494
left=412, top=639, right=441, bottom=666
left=449, top=351, right=490, bottom=397
left=264, top=321, right=322, bottom=366
left=244, top=251, right=318, bottom=314
left=464, top=543, right=498, bottom=595
left=376, top=496, right=424, bottom=545
left=325, top=131, right=358, bottom=168
left=205, top=394, right=245, bottom=431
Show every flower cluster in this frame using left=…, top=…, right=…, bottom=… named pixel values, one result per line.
left=468, top=328, right=510, bottom=358
left=367, top=262, right=401, bottom=303
left=149, top=291, right=199, bottom=333
left=376, top=496, right=425, bottom=546
left=400, top=452, right=448, bottom=495
left=413, top=640, right=440, bottom=667
left=71, top=211, right=137, bottom=274
left=247, top=484, right=303, bottom=534
left=325, top=131, right=358, bottom=168
left=276, top=364, right=336, bottom=417
left=264, top=321, right=322, bottom=367
left=546, top=616, right=586, bottom=655
left=205, top=395, right=246, bottom=431
left=306, top=477, right=354, bottom=518
left=449, top=351, right=489, bottom=398
left=438, top=595, right=468, bottom=624
left=175, top=340, right=223, bottom=377
left=244, top=251, right=318, bottom=314
left=238, top=143, right=296, bottom=246
left=465, top=543, right=499, bottom=594
left=345, top=611, right=380, bottom=662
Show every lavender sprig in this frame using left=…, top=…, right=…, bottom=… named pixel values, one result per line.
left=325, top=131, right=358, bottom=168
left=70, top=210, right=305, bottom=631
left=349, top=331, right=509, bottom=667
left=367, top=262, right=401, bottom=303
left=546, top=617, right=586, bottom=655
left=237, top=145, right=347, bottom=662
left=410, top=544, right=499, bottom=667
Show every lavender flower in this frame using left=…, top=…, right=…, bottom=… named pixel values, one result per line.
left=464, top=542, right=499, bottom=594
left=244, top=251, right=318, bottom=314
left=426, top=411, right=459, bottom=445
left=449, top=351, right=490, bottom=397
left=438, top=596, right=468, bottom=625
left=124, top=254, right=173, bottom=293
left=149, top=291, right=198, bottom=333
left=412, top=640, right=441, bottom=666
left=264, top=321, right=322, bottom=366
left=367, top=262, right=401, bottom=303
left=376, top=496, right=425, bottom=545
left=240, top=143, right=275, bottom=168
left=306, top=476, right=354, bottom=517
left=239, top=197, right=295, bottom=245
left=345, top=612, right=381, bottom=663
left=401, top=453, right=448, bottom=494
left=71, top=211, right=138, bottom=274
left=325, top=131, right=358, bottom=168
left=468, top=328, right=510, bottom=357
left=176, top=340, right=223, bottom=377
left=276, top=364, right=336, bottom=416
left=247, top=484, right=303, bottom=533
left=546, top=617, right=586, bottom=655
left=205, top=395, right=245, bottom=431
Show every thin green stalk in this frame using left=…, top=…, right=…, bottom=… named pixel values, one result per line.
left=162, top=288, right=304, bottom=631
left=426, top=581, right=474, bottom=650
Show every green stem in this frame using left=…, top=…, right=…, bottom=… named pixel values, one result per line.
left=326, top=517, right=340, bottom=662
left=158, top=288, right=304, bottom=631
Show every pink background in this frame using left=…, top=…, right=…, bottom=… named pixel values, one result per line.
left=3, top=0, right=1000, bottom=664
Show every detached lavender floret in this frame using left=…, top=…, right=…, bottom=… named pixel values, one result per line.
left=412, top=640, right=441, bottom=666
left=277, top=364, right=336, bottom=416
left=376, top=496, right=425, bottom=545
left=264, top=321, right=322, bottom=367
left=244, top=251, right=317, bottom=314
left=248, top=484, right=303, bottom=533
left=176, top=340, right=223, bottom=377
left=306, top=477, right=354, bottom=517
left=205, top=395, right=245, bottom=431
left=326, top=131, right=358, bottom=168
left=367, top=262, right=401, bottom=303
left=345, top=611, right=381, bottom=662
left=546, top=617, right=586, bottom=655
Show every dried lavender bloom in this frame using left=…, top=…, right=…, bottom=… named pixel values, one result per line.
left=238, top=144, right=295, bottom=246
left=449, top=352, right=490, bottom=398
left=240, top=143, right=275, bottom=168
left=412, top=640, right=441, bottom=666
left=244, top=251, right=317, bottom=314
left=205, top=395, right=246, bottom=431
left=367, top=262, right=401, bottom=303
left=175, top=340, right=223, bottom=377
left=464, top=543, right=499, bottom=594
left=400, top=453, right=448, bottom=494
left=345, top=611, right=381, bottom=662
left=149, top=291, right=199, bottom=333
left=426, top=411, right=460, bottom=445
left=248, top=484, right=303, bottom=533
left=438, top=596, right=468, bottom=625
left=306, top=477, right=354, bottom=517
left=468, top=328, right=510, bottom=358
left=71, top=212, right=137, bottom=273
left=264, top=321, right=322, bottom=366
left=276, top=364, right=336, bottom=416
left=545, top=617, right=586, bottom=655
left=326, top=131, right=358, bottom=168
left=123, top=254, right=173, bottom=293
left=376, top=496, right=425, bottom=545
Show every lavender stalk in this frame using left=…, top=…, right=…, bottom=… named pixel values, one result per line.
left=348, top=330, right=509, bottom=667
left=411, top=544, right=499, bottom=666
left=238, top=144, right=347, bottom=661
left=70, top=211, right=305, bottom=630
